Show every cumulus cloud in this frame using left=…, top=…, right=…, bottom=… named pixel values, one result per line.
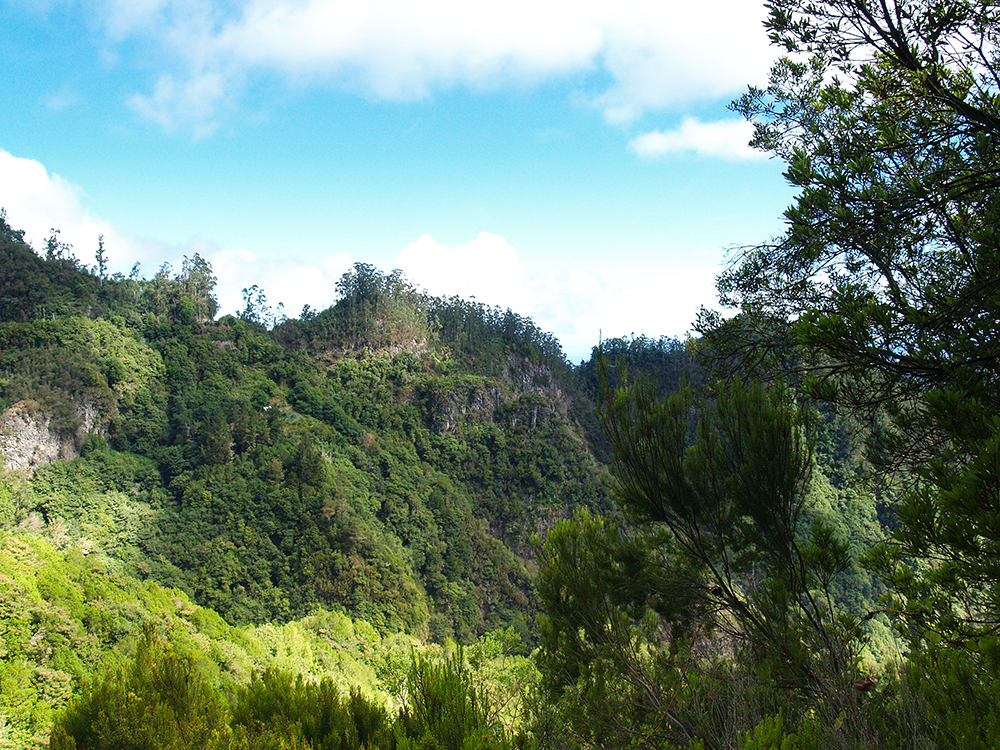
left=0, top=145, right=723, bottom=361
left=0, top=150, right=126, bottom=266
left=395, top=232, right=527, bottom=311
left=0, top=149, right=226, bottom=277
left=628, top=116, right=763, bottom=160
left=394, top=230, right=721, bottom=362
left=592, top=1, right=769, bottom=122
left=94, top=0, right=774, bottom=133
left=563, top=265, right=717, bottom=357
left=211, top=245, right=353, bottom=319
left=0, top=148, right=353, bottom=318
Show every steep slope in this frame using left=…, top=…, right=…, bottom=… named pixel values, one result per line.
left=0, top=227, right=609, bottom=644
left=0, top=526, right=534, bottom=749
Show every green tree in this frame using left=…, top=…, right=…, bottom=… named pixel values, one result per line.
left=533, top=370, right=860, bottom=748
left=94, top=235, right=108, bottom=283
left=180, top=254, right=219, bottom=323
left=241, top=285, right=272, bottom=329
left=534, top=509, right=698, bottom=749
left=598, top=370, right=854, bottom=693
left=699, top=0, right=1000, bottom=641
left=708, top=0, right=1000, bottom=413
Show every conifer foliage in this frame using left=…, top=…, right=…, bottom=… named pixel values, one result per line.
left=701, top=0, right=1000, bottom=642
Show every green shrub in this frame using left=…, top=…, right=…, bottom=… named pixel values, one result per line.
left=230, top=668, right=393, bottom=750
left=50, top=625, right=224, bottom=750
left=397, top=650, right=524, bottom=750
left=740, top=710, right=823, bottom=750
left=872, top=643, right=1000, bottom=749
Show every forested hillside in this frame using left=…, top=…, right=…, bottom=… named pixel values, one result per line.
left=0, top=202, right=894, bottom=749
left=0, top=211, right=617, bottom=644
left=0, top=208, right=618, bottom=746
left=6, top=1, right=1000, bottom=747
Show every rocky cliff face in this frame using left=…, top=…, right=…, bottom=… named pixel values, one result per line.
left=0, top=399, right=98, bottom=473
left=424, top=353, right=568, bottom=434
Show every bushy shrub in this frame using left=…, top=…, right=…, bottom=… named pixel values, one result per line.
left=396, top=650, right=524, bottom=750
left=230, top=668, right=393, bottom=750
left=50, top=625, right=224, bottom=750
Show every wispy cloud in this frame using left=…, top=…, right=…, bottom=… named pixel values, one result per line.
left=628, top=117, right=763, bottom=160
left=41, top=86, right=83, bottom=111
left=127, top=70, right=232, bottom=138
left=93, top=0, right=774, bottom=135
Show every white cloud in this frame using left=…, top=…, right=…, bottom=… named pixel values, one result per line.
left=211, top=245, right=353, bottom=319
left=127, top=71, right=231, bottom=138
left=563, top=265, right=717, bottom=359
left=0, top=149, right=224, bottom=277
left=95, top=0, right=774, bottom=133
left=395, top=232, right=527, bottom=310
left=0, top=146, right=723, bottom=361
left=0, top=150, right=123, bottom=267
left=593, top=1, right=768, bottom=122
left=628, top=117, right=764, bottom=160
left=394, top=230, right=722, bottom=362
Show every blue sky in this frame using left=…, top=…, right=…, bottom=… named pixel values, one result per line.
left=0, top=0, right=794, bottom=362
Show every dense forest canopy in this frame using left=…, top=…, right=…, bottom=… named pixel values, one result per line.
left=1, top=1, right=1000, bottom=748
left=0, top=214, right=619, bottom=637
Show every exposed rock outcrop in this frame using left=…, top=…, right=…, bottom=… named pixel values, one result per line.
left=0, top=399, right=98, bottom=473
left=423, top=353, right=568, bottom=434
